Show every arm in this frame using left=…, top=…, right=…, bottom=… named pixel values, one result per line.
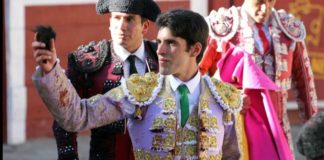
left=291, top=41, right=318, bottom=120
left=32, top=40, right=133, bottom=132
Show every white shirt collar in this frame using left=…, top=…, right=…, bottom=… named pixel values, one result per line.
left=169, top=71, right=201, bottom=94
left=113, top=41, right=145, bottom=62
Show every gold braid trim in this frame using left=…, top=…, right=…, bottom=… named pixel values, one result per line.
left=211, top=78, right=242, bottom=112
left=126, top=72, right=159, bottom=102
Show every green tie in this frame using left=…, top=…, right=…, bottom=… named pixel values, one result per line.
left=178, top=84, right=189, bottom=128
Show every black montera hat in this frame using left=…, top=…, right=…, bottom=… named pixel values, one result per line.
left=96, top=0, right=161, bottom=21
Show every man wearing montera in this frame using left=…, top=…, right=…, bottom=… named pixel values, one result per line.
left=49, top=0, right=160, bottom=159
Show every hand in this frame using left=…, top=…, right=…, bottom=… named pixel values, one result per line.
left=32, top=39, right=57, bottom=73
left=240, top=93, right=251, bottom=114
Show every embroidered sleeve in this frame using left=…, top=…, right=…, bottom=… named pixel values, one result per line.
left=32, top=63, right=126, bottom=132
left=291, top=41, right=318, bottom=120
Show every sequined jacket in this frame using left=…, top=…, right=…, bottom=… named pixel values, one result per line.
left=32, top=64, right=242, bottom=160
left=199, top=6, right=318, bottom=120
left=67, top=39, right=159, bottom=97
left=66, top=39, right=158, bottom=132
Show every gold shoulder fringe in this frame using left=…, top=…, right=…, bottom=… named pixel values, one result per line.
left=212, top=78, right=242, bottom=111
left=126, top=72, right=159, bottom=102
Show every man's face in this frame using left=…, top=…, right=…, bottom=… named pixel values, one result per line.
left=244, top=0, right=276, bottom=23
left=156, top=27, right=196, bottom=78
left=109, top=12, right=149, bottom=52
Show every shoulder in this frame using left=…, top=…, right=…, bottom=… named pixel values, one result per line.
left=68, top=39, right=110, bottom=73
left=206, top=6, right=239, bottom=41
left=273, top=9, right=306, bottom=41
left=203, top=76, right=242, bottom=113
left=122, top=72, right=163, bottom=106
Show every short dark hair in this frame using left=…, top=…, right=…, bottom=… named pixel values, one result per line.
left=156, top=9, right=209, bottom=63
left=141, top=17, right=148, bottom=24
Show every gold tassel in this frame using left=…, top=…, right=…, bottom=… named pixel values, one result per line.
left=134, top=106, right=142, bottom=120
left=224, top=111, right=232, bottom=125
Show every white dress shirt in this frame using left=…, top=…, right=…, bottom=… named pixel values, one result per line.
left=168, top=71, right=201, bottom=123
left=253, top=22, right=272, bottom=54
left=113, top=41, right=147, bottom=78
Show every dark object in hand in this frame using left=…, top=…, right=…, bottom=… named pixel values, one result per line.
left=33, top=25, right=56, bottom=50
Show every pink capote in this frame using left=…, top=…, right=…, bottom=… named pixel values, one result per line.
left=216, top=46, right=293, bottom=160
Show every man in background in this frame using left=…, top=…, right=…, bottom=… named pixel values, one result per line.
left=199, top=0, right=318, bottom=159
left=50, top=0, right=160, bottom=159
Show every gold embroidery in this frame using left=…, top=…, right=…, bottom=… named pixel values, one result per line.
left=164, top=153, right=173, bottom=160
left=200, top=113, right=209, bottom=130
left=176, top=128, right=198, bottom=143
left=200, top=151, right=222, bottom=160
left=199, top=132, right=218, bottom=150
left=162, top=98, right=176, bottom=114
left=223, top=111, right=232, bottom=124
left=200, top=99, right=210, bottom=112
left=183, top=130, right=197, bottom=142
left=152, top=135, right=164, bottom=151
left=175, top=145, right=198, bottom=157
left=134, top=149, right=175, bottom=160
left=150, top=117, right=164, bottom=132
left=212, top=78, right=241, bottom=111
left=164, top=115, right=176, bottom=132
left=188, top=115, right=199, bottom=129
left=210, top=117, right=219, bottom=130
left=143, top=151, right=150, bottom=160
left=134, top=106, right=142, bottom=120
left=164, top=134, right=175, bottom=150
left=200, top=132, right=209, bottom=149
left=127, top=72, right=159, bottom=102
left=200, top=113, right=219, bottom=132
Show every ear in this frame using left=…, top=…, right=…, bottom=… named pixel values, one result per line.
left=190, top=42, right=202, bottom=58
left=142, top=21, right=150, bottom=34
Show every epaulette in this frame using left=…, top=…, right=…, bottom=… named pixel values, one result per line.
left=204, top=76, right=242, bottom=113
left=273, top=9, right=306, bottom=42
left=122, top=72, right=163, bottom=106
left=206, top=6, right=239, bottom=41
left=68, top=39, right=109, bottom=73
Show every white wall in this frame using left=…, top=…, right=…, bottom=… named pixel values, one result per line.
left=190, top=0, right=208, bottom=16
